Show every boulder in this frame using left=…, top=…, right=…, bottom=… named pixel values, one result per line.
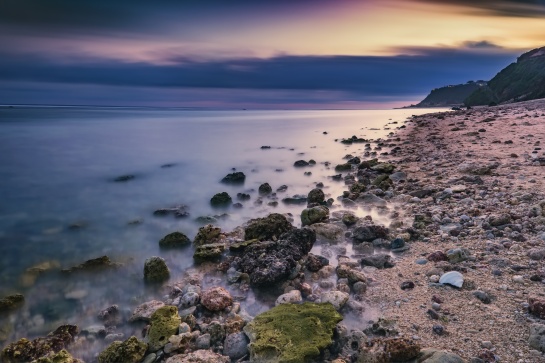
left=129, top=300, right=165, bottom=322
left=320, top=291, right=349, bottom=310
left=306, top=253, right=329, bottom=272
left=294, top=160, right=309, bottom=167
left=258, top=183, right=273, bottom=195
left=193, top=243, right=226, bottom=261
left=0, top=294, right=24, bottom=314
left=200, top=287, right=233, bottom=311
left=210, top=192, right=232, bottom=207
left=223, top=332, right=249, bottom=360
left=244, top=303, right=342, bottom=363
left=32, top=349, right=83, bottom=363
left=1, top=325, right=78, bottom=363
left=193, top=224, right=223, bottom=246
left=353, top=225, right=389, bottom=242
left=529, top=323, right=545, bottom=353
left=361, top=254, right=395, bottom=269
left=244, top=213, right=294, bottom=241
left=308, top=223, right=344, bottom=242
left=221, top=172, right=246, bottom=184
left=301, top=206, right=329, bottom=226
left=159, top=232, right=191, bottom=249
left=307, top=188, right=325, bottom=204
left=147, top=306, right=181, bottom=352
left=61, top=256, right=121, bottom=274
left=98, top=336, right=147, bottom=363
left=153, top=205, right=190, bottom=218
left=143, top=257, right=170, bottom=283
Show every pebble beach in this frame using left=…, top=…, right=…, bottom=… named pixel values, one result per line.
left=2, top=100, right=545, bottom=363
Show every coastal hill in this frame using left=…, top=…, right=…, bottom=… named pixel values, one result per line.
left=412, top=81, right=487, bottom=107
left=464, top=46, right=545, bottom=106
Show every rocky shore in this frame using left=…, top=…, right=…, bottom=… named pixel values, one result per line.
left=2, top=100, right=545, bottom=362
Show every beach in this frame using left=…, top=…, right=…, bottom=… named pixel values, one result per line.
left=2, top=102, right=545, bottom=362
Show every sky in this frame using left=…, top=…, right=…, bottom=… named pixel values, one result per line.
left=1, top=0, right=545, bottom=109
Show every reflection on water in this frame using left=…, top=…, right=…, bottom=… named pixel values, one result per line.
left=0, top=106, right=438, bottom=358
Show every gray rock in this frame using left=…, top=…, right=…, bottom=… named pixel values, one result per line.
left=130, top=300, right=165, bottom=322
left=223, top=332, right=250, bottom=360
left=528, top=248, right=545, bottom=261
left=529, top=323, right=545, bottom=353
left=472, top=290, right=491, bottom=304
left=307, top=188, right=325, bottom=204
left=320, top=291, right=349, bottom=310
left=440, top=223, right=463, bottom=236
left=446, top=248, right=470, bottom=263
left=418, top=348, right=465, bottom=363
left=179, top=292, right=200, bottom=309
left=361, top=253, right=395, bottom=269
left=196, top=333, right=211, bottom=350
left=275, top=290, right=302, bottom=306
left=308, top=223, right=344, bottom=242
left=356, top=193, right=388, bottom=206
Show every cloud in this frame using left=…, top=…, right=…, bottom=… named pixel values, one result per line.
left=415, top=0, right=545, bottom=17
left=0, top=47, right=520, bottom=97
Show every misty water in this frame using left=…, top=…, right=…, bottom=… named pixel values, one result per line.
left=0, top=106, right=439, bottom=358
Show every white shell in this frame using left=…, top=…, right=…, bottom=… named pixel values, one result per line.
left=439, top=271, right=464, bottom=288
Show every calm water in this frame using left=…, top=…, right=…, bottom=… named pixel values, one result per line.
left=0, top=106, right=438, bottom=357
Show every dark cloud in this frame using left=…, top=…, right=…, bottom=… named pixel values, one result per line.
left=415, top=0, right=545, bottom=17
left=462, top=40, right=503, bottom=49
left=0, top=47, right=520, bottom=100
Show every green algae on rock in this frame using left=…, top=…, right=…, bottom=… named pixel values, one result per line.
left=98, top=336, right=147, bottom=363
left=147, top=306, right=181, bottom=352
left=159, top=232, right=191, bottom=249
left=31, top=349, right=83, bottom=363
left=243, top=302, right=342, bottom=363
left=143, top=256, right=170, bottom=283
left=244, top=213, right=294, bottom=241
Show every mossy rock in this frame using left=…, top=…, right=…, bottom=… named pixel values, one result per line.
left=229, top=239, right=258, bottom=252
left=194, top=224, right=223, bottom=246
left=98, top=336, right=147, bottom=363
left=147, top=306, right=181, bottom=352
left=31, top=349, right=83, bottom=363
left=371, top=163, right=396, bottom=174
left=210, top=192, right=232, bottom=207
left=0, top=294, right=24, bottom=314
left=244, top=302, right=342, bottom=363
left=334, top=163, right=352, bottom=172
left=143, top=257, right=170, bottom=283
left=244, top=213, right=293, bottom=241
left=193, top=243, right=226, bottom=261
left=159, top=232, right=191, bottom=249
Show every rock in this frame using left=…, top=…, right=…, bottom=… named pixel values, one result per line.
left=244, top=302, right=342, bottom=363
left=308, top=223, right=344, bottom=242
left=446, top=248, right=470, bottom=263
left=221, top=172, right=246, bottom=184
left=306, top=253, right=329, bottom=272
left=439, top=271, right=464, bottom=288
left=432, top=324, right=445, bottom=335
left=400, top=281, right=415, bottom=290
left=129, top=301, right=165, bottom=322
left=61, top=256, right=121, bottom=274
left=361, top=254, right=395, bottom=269
left=153, top=205, right=190, bottom=218
left=320, top=291, right=349, bottom=310
left=489, top=214, right=511, bottom=226
left=239, top=228, right=316, bottom=285
left=282, top=194, right=308, bottom=205
left=529, top=298, right=545, bottom=319
left=356, top=338, right=420, bottom=362
left=98, top=336, right=147, bottom=363
left=258, top=183, right=273, bottom=195
left=244, top=213, right=294, bottom=241
left=147, top=306, right=181, bottom=352
left=371, top=163, right=396, bottom=173
left=528, top=248, right=545, bottom=261
left=276, top=290, right=303, bottom=306
left=427, top=251, right=448, bottom=262
left=307, top=188, right=325, bottom=204
left=223, top=332, right=249, bottom=360
left=390, top=238, right=405, bottom=249
left=301, top=206, right=329, bottom=226
left=353, top=225, right=389, bottom=242
left=458, top=162, right=496, bottom=175
left=166, top=351, right=229, bottom=363
left=201, top=287, right=233, bottom=311
left=440, top=223, right=462, bottom=236
left=180, top=292, right=200, bottom=309
left=98, top=305, right=121, bottom=327
left=143, top=257, right=170, bottom=283
left=356, top=193, right=388, bottom=206
left=418, top=348, right=465, bottom=363
left=342, top=213, right=359, bottom=226
left=335, top=163, right=352, bottom=172
left=193, top=243, right=225, bottom=261
left=32, top=349, right=83, bottom=363
left=528, top=323, right=545, bottom=353
left=472, top=291, right=491, bottom=304
left=0, top=294, right=24, bottom=314
left=193, top=224, right=223, bottom=246
left=1, top=325, right=79, bottom=363
left=159, top=232, right=191, bottom=249
left=195, top=334, right=210, bottom=350
left=294, top=160, right=309, bottom=167
left=210, top=192, right=232, bottom=207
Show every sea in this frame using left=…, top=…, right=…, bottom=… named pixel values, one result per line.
left=0, top=106, right=440, bottom=359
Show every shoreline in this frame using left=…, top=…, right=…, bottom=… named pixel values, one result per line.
left=2, top=101, right=545, bottom=362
